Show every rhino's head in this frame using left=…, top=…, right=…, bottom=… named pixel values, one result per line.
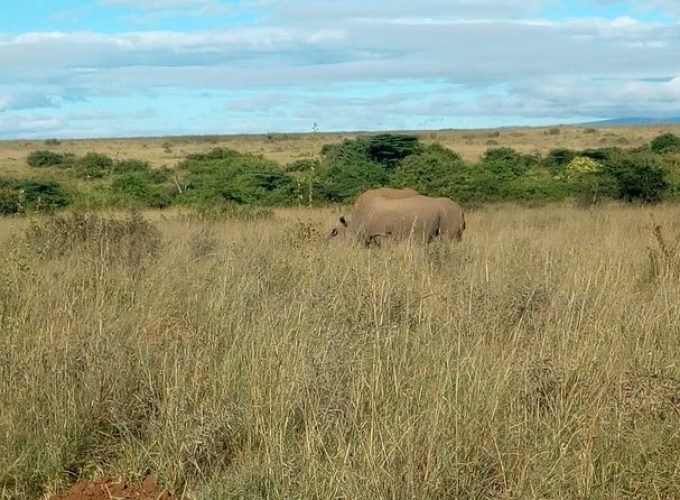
left=328, top=215, right=349, bottom=240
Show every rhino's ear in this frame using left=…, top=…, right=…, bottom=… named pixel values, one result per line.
left=339, top=216, right=348, bottom=227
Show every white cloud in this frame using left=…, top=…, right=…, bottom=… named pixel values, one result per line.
left=2, top=0, right=680, bottom=137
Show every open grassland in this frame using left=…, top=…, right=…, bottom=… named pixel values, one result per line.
left=2, top=203, right=680, bottom=498
left=3, top=124, right=680, bottom=174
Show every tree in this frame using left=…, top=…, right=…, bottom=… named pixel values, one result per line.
left=365, top=134, right=422, bottom=170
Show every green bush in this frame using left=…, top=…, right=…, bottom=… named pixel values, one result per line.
left=75, top=152, right=114, bottom=179
left=316, top=160, right=387, bottom=203
left=111, top=171, right=152, bottom=199
left=320, top=138, right=371, bottom=164
left=20, top=180, right=69, bottom=211
left=110, top=170, right=175, bottom=209
left=147, top=166, right=172, bottom=184
left=285, top=159, right=320, bottom=173
left=391, top=144, right=465, bottom=198
left=563, top=157, right=613, bottom=206
left=478, top=147, right=536, bottom=178
left=0, top=179, right=69, bottom=214
left=650, top=133, right=680, bottom=154
left=178, top=148, right=299, bottom=205
left=454, top=169, right=504, bottom=204
left=579, top=148, right=617, bottom=162
left=504, top=168, right=569, bottom=204
left=26, top=150, right=71, bottom=168
left=602, top=151, right=668, bottom=203
left=321, top=134, right=421, bottom=170
left=392, top=145, right=563, bottom=205
left=544, top=148, right=578, bottom=174
left=315, top=135, right=423, bottom=202
left=112, top=159, right=151, bottom=174
left=365, top=134, right=422, bottom=170
left=185, top=147, right=242, bottom=162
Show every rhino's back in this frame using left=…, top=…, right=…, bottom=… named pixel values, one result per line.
left=354, top=196, right=441, bottom=240
left=354, top=187, right=419, bottom=209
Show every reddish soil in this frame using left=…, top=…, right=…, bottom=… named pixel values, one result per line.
left=49, top=475, right=172, bottom=500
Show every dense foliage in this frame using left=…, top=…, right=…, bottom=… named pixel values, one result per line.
left=0, top=178, right=69, bottom=214
left=8, top=131, right=680, bottom=214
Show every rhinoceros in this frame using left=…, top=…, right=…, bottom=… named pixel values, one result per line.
left=329, top=193, right=465, bottom=246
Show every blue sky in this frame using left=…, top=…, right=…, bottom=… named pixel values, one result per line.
left=1, top=0, right=680, bottom=139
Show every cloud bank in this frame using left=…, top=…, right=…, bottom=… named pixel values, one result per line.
left=1, top=0, right=679, bottom=138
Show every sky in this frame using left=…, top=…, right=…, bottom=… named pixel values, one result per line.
left=1, top=0, right=680, bottom=139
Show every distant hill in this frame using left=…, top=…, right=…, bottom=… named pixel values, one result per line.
left=584, top=116, right=680, bottom=126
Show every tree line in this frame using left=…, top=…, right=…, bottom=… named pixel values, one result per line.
left=2, top=131, right=680, bottom=214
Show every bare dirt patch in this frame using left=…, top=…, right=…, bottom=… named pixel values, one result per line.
left=49, top=476, right=172, bottom=500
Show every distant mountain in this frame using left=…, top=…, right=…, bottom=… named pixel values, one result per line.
left=583, top=116, right=680, bottom=126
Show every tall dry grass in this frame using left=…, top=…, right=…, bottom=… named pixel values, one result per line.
left=2, top=203, right=680, bottom=498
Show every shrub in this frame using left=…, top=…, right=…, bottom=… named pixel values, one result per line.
left=147, top=166, right=172, bottom=184
left=391, top=144, right=465, bottom=198
left=365, top=134, right=422, bottom=170
left=321, top=138, right=371, bottom=164
left=320, top=134, right=422, bottom=171
left=544, top=148, right=578, bottom=174
left=478, top=147, right=536, bottom=178
left=179, top=148, right=300, bottom=205
left=185, top=147, right=242, bottom=162
left=565, top=156, right=601, bottom=179
left=19, top=180, right=70, bottom=211
left=504, top=168, right=569, bottom=204
left=112, top=159, right=151, bottom=174
left=602, top=151, right=668, bottom=203
left=650, top=133, right=680, bottom=154
left=315, top=159, right=387, bottom=203
left=110, top=170, right=175, bottom=209
left=26, top=150, right=69, bottom=168
left=285, top=159, right=320, bottom=173
left=579, top=148, right=617, bottom=162
left=75, top=152, right=114, bottom=179
left=564, top=156, right=613, bottom=206
left=0, top=179, right=69, bottom=214
left=111, top=172, right=152, bottom=200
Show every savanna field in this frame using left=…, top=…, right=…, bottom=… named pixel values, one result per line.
left=2, top=126, right=680, bottom=498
